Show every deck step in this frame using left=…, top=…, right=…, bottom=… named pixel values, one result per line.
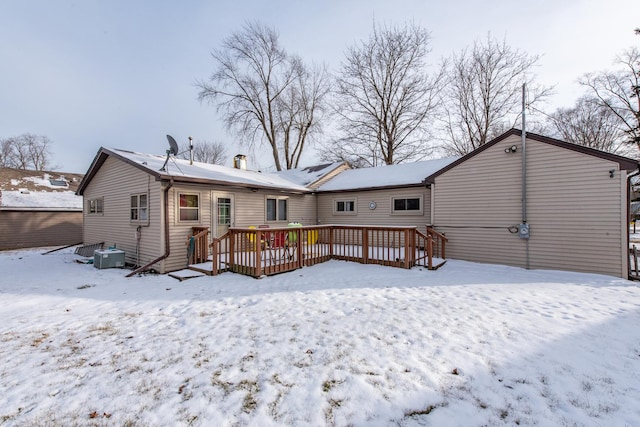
left=169, top=269, right=208, bottom=281
left=187, top=262, right=214, bottom=275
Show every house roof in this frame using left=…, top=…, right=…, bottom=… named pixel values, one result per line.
left=424, top=129, right=640, bottom=184
left=77, top=148, right=314, bottom=195
left=0, top=168, right=83, bottom=210
left=274, top=162, right=348, bottom=187
left=316, top=157, right=459, bottom=192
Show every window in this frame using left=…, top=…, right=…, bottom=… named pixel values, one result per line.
left=178, top=193, right=199, bottom=222
left=334, top=199, right=356, bottom=215
left=392, top=196, right=422, bottom=214
left=130, top=193, right=148, bottom=222
left=218, top=197, right=231, bottom=225
left=88, top=198, right=103, bottom=215
left=266, top=197, right=288, bottom=222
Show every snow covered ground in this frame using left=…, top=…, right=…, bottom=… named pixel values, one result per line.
left=1, top=248, right=639, bottom=426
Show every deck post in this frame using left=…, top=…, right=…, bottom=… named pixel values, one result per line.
left=329, top=227, right=334, bottom=258
left=441, top=232, right=446, bottom=260
left=427, top=234, right=433, bottom=270
left=255, top=229, right=263, bottom=277
left=211, top=240, right=218, bottom=276
left=362, top=227, right=369, bottom=264
left=404, top=228, right=412, bottom=269
left=229, top=230, right=235, bottom=273
left=296, top=228, right=303, bottom=268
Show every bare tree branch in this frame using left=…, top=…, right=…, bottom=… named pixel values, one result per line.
left=177, top=140, right=228, bottom=165
left=440, top=35, right=553, bottom=156
left=546, top=95, right=626, bottom=154
left=326, top=21, right=444, bottom=167
left=580, top=46, right=640, bottom=148
left=0, top=134, right=53, bottom=170
left=197, top=22, right=329, bottom=170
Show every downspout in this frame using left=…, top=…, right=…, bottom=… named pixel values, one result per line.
left=126, top=178, right=174, bottom=277
left=627, top=169, right=640, bottom=278
left=522, top=84, right=530, bottom=269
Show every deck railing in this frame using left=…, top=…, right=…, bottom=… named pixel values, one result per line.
left=188, top=227, right=210, bottom=265
left=201, top=224, right=448, bottom=278
left=425, top=226, right=447, bottom=270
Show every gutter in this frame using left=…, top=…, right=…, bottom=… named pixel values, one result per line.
left=126, top=178, right=174, bottom=277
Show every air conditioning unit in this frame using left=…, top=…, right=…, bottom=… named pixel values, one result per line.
left=94, top=249, right=126, bottom=269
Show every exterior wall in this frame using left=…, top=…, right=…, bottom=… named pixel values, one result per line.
left=163, top=184, right=317, bottom=273
left=82, top=156, right=163, bottom=269
left=0, top=210, right=82, bottom=250
left=317, top=186, right=432, bottom=228
left=433, top=134, right=627, bottom=277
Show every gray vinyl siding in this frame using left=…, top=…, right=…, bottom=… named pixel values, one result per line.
left=433, top=134, right=627, bottom=277
left=82, top=156, right=163, bottom=269
left=317, top=187, right=431, bottom=228
left=0, top=210, right=82, bottom=250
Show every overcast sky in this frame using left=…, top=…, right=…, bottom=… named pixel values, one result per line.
left=1, top=0, right=638, bottom=173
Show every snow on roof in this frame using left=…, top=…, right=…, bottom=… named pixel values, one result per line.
left=273, top=162, right=345, bottom=186
left=110, top=149, right=311, bottom=192
left=0, top=190, right=82, bottom=210
left=316, top=157, right=460, bottom=192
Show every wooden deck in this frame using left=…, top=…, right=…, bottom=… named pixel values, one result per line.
left=187, top=225, right=447, bottom=278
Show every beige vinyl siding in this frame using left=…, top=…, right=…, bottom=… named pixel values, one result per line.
left=525, top=138, right=624, bottom=277
left=164, top=184, right=212, bottom=272
left=432, top=134, right=525, bottom=266
left=0, top=210, right=82, bottom=250
left=433, top=134, right=627, bottom=277
left=82, top=157, right=163, bottom=269
left=317, top=187, right=431, bottom=227
left=163, top=185, right=316, bottom=272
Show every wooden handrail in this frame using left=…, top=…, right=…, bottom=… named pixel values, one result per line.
left=426, top=226, right=448, bottom=242
left=188, top=227, right=210, bottom=264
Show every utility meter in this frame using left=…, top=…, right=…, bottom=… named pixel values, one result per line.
left=518, top=223, right=530, bottom=239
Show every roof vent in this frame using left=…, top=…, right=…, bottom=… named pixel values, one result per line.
left=234, top=154, right=247, bottom=170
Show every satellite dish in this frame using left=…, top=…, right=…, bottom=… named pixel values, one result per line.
left=166, top=135, right=179, bottom=156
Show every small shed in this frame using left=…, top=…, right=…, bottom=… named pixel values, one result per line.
left=0, top=168, right=84, bottom=250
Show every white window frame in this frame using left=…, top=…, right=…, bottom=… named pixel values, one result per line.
left=130, top=193, right=149, bottom=223
left=333, top=198, right=357, bottom=215
left=177, top=192, right=201, bottom=223
left=265, top=196, right=288, bottom=222
left=87, top=197, right=104, bottom=215
left=391, top=195, right=423, bottom=215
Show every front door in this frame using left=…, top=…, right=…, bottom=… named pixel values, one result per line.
left=213, top=192, right=234, bottom=238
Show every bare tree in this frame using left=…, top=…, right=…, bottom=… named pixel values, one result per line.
left=328, top=21, right=444, bottom=167
left=197, top=22, right=329, bottom=170
left=177, top=140, right=228, bottom=165
left=580, top=46, right=640, bottom=148
left=546, top=95, right=625, bottom=153
left=441, top=35, right=553, bottom=156
left=0, top=138, right=14, bottom=168
left=277, top=62, right=331, bottom=169
left=0, top=134, right=53, bottom=170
